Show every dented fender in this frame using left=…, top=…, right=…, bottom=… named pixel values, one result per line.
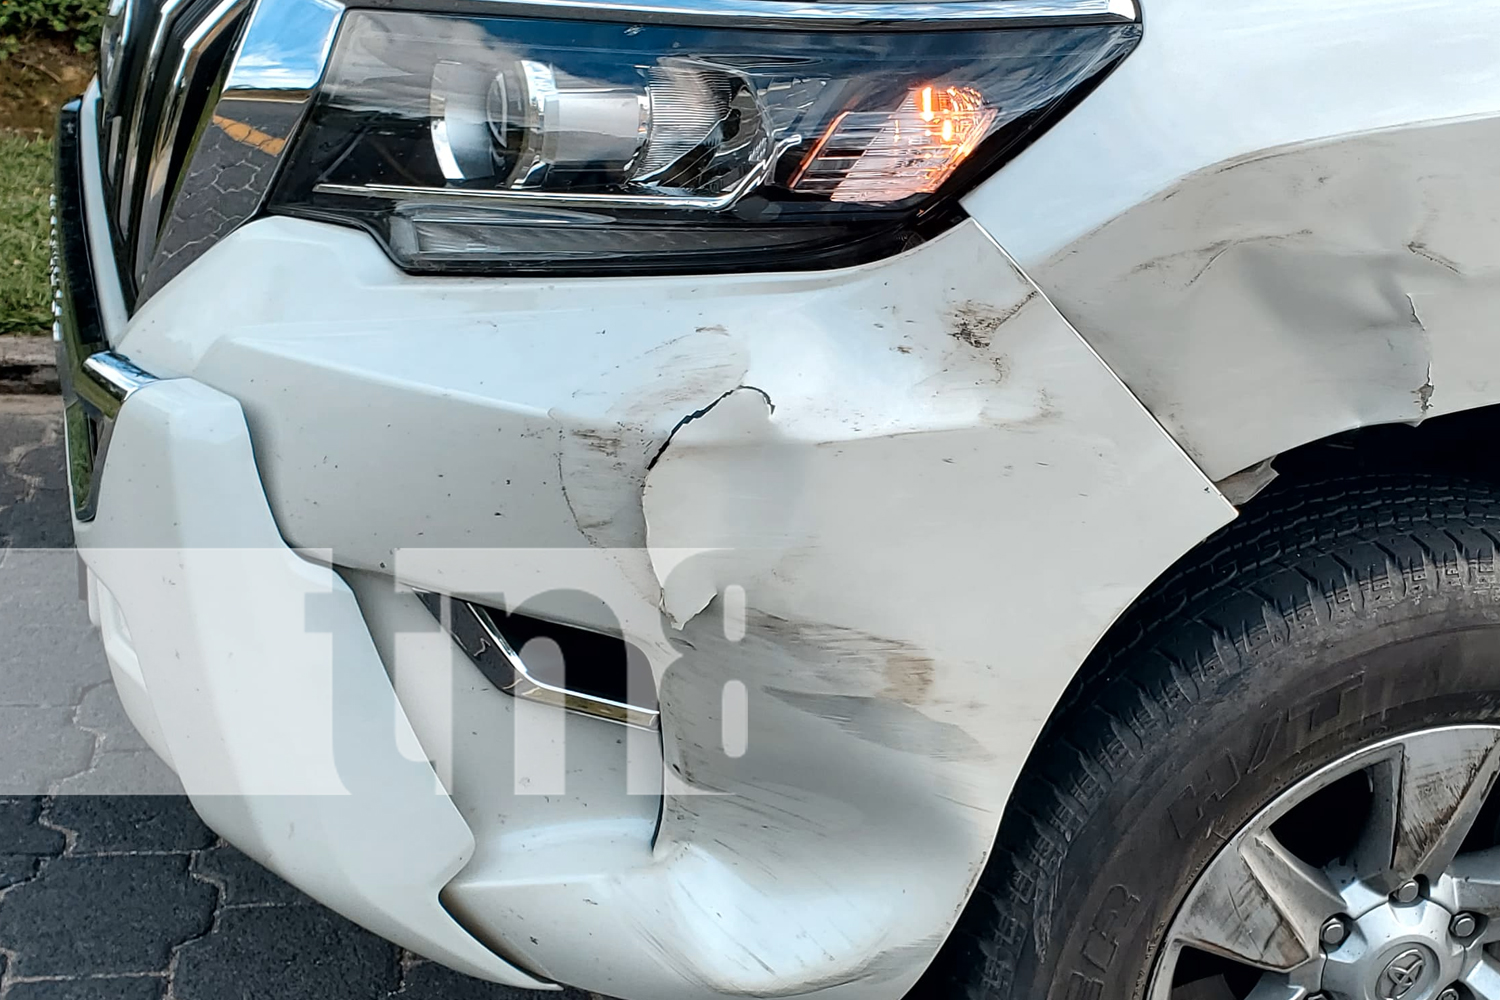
left=964, top=0, right=1500, bottom=481
left=1022, top=118, right=1500, bottom=481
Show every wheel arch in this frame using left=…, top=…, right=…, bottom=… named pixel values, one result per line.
left=1055, top=400, right=1500, bottom=775
left=916, top=416, right=1500, bottom=998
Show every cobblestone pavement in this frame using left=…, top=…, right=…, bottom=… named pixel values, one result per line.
left=0, top=396, right=595, bottom=999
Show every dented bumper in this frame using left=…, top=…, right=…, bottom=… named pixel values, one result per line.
left=96, top=192, right=1236, bottom=997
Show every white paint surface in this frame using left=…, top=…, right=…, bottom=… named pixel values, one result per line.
left=966, top=0, right=1500, bottom=480
left=117, top=216, right=1233, bottom=998
left=966, top=0, right=1500, bottom=267
left=72, top=379, right=551, bottom=988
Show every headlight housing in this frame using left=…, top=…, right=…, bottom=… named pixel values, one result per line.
left=269, top=8, right=1140, bottom=275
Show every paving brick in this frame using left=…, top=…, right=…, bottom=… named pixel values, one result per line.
left=16, top=440, right=69, bottom=494
left=0, top=707, right=97, bottom=795
left=6, top=976, right=165, bottom=1000
left=53, top=751, right=183, bottom=796
left=0, top=854, right=40, bottom=889
left=190, top=845, right=308, bottom=907
left=0, top=797, right=67, bottom=854
left=172, top=905, right=399, bottom=1000
left=0, top=501, right=73, bottom=550
left=0, top=405, right=73, bottom=550
left=75, top=685, right=153, bottom=754
left=0, top=803, right=57, bottom=881
left=395, top=960, right=596, bottom=1000
left=48, top=796, right=211, bottom=854
left=0, top=401, right=49, bottom=457
left=0, top=549, right=109, bottom=707
left=0, top=855, right=216, bottom=977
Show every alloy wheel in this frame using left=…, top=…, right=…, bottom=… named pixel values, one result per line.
left=1151, top=726, right=1500, bottom=1000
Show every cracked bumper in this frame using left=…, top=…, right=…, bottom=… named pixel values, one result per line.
left=66, top=76, right=1237, bottom=1000
left=106, top=210, right=1236, bottom=998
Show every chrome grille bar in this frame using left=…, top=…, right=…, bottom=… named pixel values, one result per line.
left=96, top=0, right=249, bottom=304
left=112, top=0, right=195, bottom=237
left=132, top=0, right=249, bottom=290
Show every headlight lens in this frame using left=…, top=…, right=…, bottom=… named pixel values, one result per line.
left=270, top=10, right=1139, bottom=274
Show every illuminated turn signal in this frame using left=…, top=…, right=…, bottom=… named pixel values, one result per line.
left=791, top=84, right=997, bottom=204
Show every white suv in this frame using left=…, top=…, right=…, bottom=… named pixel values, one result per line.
left=53, top=0, right=1500, bottom=997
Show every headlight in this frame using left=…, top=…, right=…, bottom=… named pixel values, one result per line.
left=269, top=9, right=1140, bottom=274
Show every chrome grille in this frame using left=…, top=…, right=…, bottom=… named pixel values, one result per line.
left=95, top=0, right=247, bottom=306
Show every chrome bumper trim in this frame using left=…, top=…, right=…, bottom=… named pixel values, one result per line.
left=82, top=351, right=158, bottom=403
left=417, top=591, right=661, bottom=731
left=55, top=98, right=160, bottom=522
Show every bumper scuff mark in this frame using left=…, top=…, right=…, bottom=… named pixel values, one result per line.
left=764, top=688, right=991, bottom=763
left=552, top=333, right=752, bottom=551
left=947, top=293, right=1037, bottom=353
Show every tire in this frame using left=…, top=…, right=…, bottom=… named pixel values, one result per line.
left=913, top=476, right=1500, bottom=1000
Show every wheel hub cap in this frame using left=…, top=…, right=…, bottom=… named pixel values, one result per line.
left=1323, top=897, right=1461, bottom=1000
left=1377, top=948, right=1430, bottom=1000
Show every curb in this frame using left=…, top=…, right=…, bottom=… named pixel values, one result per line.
left=0, top=335, right=60, bottom=395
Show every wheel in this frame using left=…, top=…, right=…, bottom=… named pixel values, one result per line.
left=915, top=476, right=1500, bottom=1000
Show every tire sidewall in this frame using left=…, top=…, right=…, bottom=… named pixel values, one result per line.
left=1030, top=601, right=1500, bottom=1000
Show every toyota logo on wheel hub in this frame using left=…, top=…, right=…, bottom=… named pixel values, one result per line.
left=1380, top=948, right=1429, bottom=1000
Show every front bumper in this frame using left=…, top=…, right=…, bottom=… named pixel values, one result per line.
left=56, top=94, right=552, bottom=989
left=61, top=79, right=1236, bottom=1000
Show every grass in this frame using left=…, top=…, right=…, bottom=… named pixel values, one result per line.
left=0, top=129, right=53, bottom=335
left=0, top=9, right=105, bottom=331
left=0, top=41, right=93, bottom=336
